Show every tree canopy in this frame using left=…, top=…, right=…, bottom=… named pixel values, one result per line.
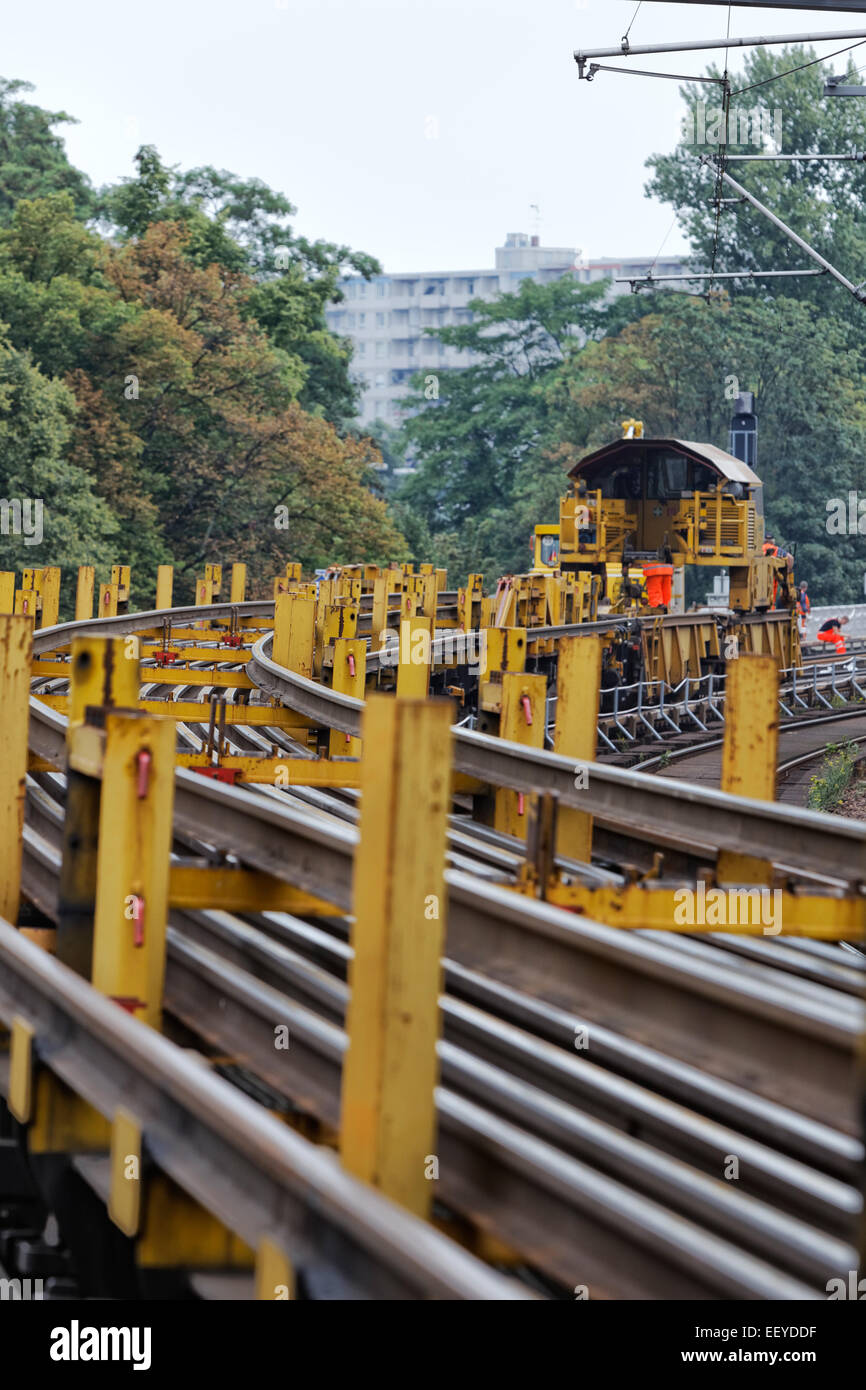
left=0, top=81, right=404, bottom=605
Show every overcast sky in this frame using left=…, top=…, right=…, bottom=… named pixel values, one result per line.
left=4, top=3, right=863, bottom=272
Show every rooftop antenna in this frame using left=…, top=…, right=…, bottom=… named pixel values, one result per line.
left=529, top=204, right=541, bottom=238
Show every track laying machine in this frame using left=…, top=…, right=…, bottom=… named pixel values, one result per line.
left=518, top=406, right=800, bottom=689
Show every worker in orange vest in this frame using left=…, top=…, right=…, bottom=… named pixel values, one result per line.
left=817, top=615, right=849, bottom=655
left=796, top=581, right=810, bottom=635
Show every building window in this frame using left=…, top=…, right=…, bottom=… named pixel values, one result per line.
left=356, top=342, right=365, bottom=356
left=375, top=373, right=385, bottom=388
left=376, top=281, right=386, bottom=297
left=347, top=314, right=356, bottom=328
left=407, top=341, right=415, bottom=357
left=467, top=280, right=475, bottom=295
left=376, top=341, right=385, bottom=358
left=358, top=313, right=366, bottom=326
left=376, top=312, right=385, bottom=327
left=358, top=282, right=367, bottom=296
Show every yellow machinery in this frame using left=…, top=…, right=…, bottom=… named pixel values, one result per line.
left=530, top=423, right=801, bottom=678
left=534, top=425, right=795, bottom=617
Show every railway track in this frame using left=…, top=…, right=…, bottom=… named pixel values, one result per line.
left=5, top=601, right=864, bottom=1300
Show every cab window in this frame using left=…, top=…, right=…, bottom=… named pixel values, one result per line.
left=539, top=535, right=559, bottom=566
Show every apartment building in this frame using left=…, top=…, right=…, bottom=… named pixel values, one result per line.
left=325, top=233, right=687, bottom=427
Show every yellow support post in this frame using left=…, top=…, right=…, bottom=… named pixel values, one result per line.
left=0, top=572, right=14, bottom=614
left=340, top=695, right=451, bottom=1219
left=205, top=563, right=222, bottom=598
left=396, top=617, right=432, bottom=698
left=109, top=1109, right=143, bottom=1237
left=75, top=566, right=95, bottom=620
left=110, top=565, right=131, bottom=609
left=553, top=637, right=601, bottom=865
left=495, top=672, right=546, bottom=837
left=68, top=635, right=140, bottom=725
left=195, top=577, right=213, bottom=606
left=329, top=637, right=366, bottom=757
left=230, top=563, right=247, bottom=602
left=156, top=565, right=174, bottom=610
left=38, top=566, right=61, bottom=628
left=87, top=711, right=176, bottom=1028
left=98, top=583, right=119, bottom=617
left=57, top=638, right=141, bottom=977
left=0, top=616, right=33, bottom=923
left=256, top=1238, right=294, bottom=1300
left=717, top=654, right=779, bottom=887
left=273, top=594, right=315, bottom=677
left=371, top=575, right=390, bottom=652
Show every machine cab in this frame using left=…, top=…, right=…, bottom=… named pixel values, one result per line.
left=559, top=437, right=763, bottom=569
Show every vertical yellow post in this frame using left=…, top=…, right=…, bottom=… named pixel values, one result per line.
left=195, top=578, right=213, bottom=607
left=340, top=695, right=451, bottom=1218
left=396, top=617, right=432, bottom=698
left=230, top=563, right=247, bottom=602
left=99, top=583, right=119, bottom=617
left=205, top=563, right=222, bottom=597
left=0, top=616, right=33, bottom=923
left=371, top=575, right=389, bottom=652
left=554, top=637, right=601, bottom=865
left=717, top=654, right=778, bottom=887
left=75, top=567, right=95, bottom=620
left=329, top=638, right=366, bottom=757
left=156, top=566, right=174, bottom=610
left=87, top=712, right=176, bottom=1028
left=38, top=567, right=61, bottom=628
left=0, top=572, right=15, bottom=614
left=495, top=672, right=546, bottom=837
left=273, top=594, right=315, bottom=677
left=58, top=638, right=141, bottom=977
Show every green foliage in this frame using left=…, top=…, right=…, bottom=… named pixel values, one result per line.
left=0, top=79, right=93, bottom=224
left=395, top=277, right=608, bottom=581
left=645, top=48, right=866, bottom=326
left=0, top=331, right=117, bottom=577
left=97, top=147, right=380, bottom=429
left=0, top=80, right=402, bottom=602
left=807, top=741, right=859, bottom=811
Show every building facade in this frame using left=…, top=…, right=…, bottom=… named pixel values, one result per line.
left=325, top=234, right=687, bottom=428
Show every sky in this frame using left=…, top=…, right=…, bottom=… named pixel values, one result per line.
left=3, top=2, right=865, bottom=273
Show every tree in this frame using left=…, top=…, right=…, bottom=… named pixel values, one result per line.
left=0, top=331, right=117, bottom=583
left=396, top=276, right=609, bottom=581
left=645, top=48, right=866, bottom=324
left=545, top=293, right=866, bottom=603
left=99, top=150, right=380, bottom=429
left=0, top=78, right=93, bottom=224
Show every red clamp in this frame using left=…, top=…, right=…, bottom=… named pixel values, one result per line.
left=521, top=695, right=533, bottom=726
left=348, top=653, right=356, bottom=677
left=517, top=792, right=525, bottom=817
left=136, top=749, right=151, bottom=798
left=223, top=632, right=243, bottom=648
left=193, top=765, right=240, bottom=785
left=153, top=650, right=178, bottom=666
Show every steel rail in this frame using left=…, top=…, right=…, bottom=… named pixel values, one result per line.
left=19, top=748, right=861, bottom=1132
left=0, top=917, right=524, bottom=1301
left=172, top=905, right=861, bottom=1239
left=247, top=633, right=866, bottom=888
left=161, top=928, right=828, bottom=1297
left=21, top=821, right=845, bottom=1296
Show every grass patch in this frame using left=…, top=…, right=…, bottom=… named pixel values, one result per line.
left=807, top=741, right=859, bottom=812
